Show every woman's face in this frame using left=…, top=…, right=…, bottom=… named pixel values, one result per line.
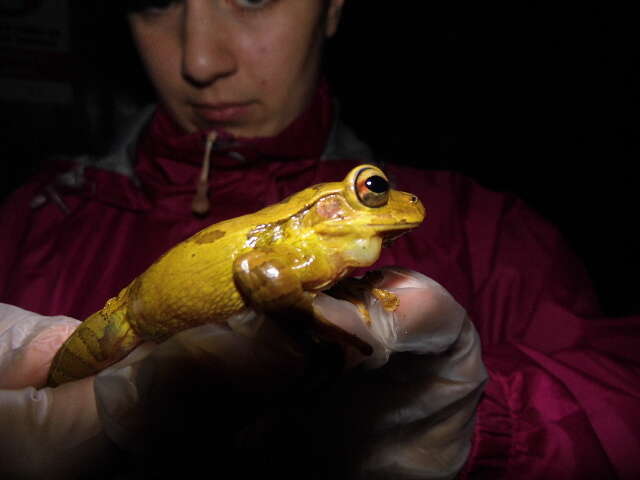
left=128, top=0, right=343, bottom=138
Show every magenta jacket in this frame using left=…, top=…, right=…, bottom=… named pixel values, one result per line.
left=1, top=91, right=639, bottom=478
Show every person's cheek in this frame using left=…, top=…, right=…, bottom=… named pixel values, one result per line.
left=263, top=33, right=317, bottom=131
left=133, top=28, right=189, bottom=129
left=237, top=30, right=293, bottom=135
left=237, top=28, right=274, bottom=93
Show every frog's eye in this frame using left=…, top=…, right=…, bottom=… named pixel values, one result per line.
left=355, top=169, right=390, bottom=208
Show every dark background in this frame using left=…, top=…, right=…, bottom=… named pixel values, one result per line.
left=1, top=1, right=639, bottom=315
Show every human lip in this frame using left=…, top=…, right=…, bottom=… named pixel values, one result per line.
left=191, top=101, right=253, bottom=123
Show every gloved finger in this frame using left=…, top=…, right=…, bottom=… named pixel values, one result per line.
left=302, top=316, right=487, bottom=480
left=0, top=303, right=80, bottom=388
left=356, top=381, right=482, bottom=480
left=313, top=268, right=468, bottom=368
left=354, top=316, right=486, bottom=479
left=352, top=267, right=467, bottom=353
left=307, top=269, right=488, bottom=478
left=0, top=377, right=105, bottom=479
left=0, top=305, right=117, bottom=478
left=312, top=293, right=388, bottom=368
left=324, top=316, right=485, bottom=431
left=368, top=268, right=467, bottom=354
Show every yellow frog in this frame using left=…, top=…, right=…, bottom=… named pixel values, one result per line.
left=47, top=164, right=425, bottom=387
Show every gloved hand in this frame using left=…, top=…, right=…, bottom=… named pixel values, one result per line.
left=94, top=268, right=487, bottom=479
left=307, top=268, right=487, bottom=479
left=94, top=309, right=308, bottom=453
left=0, top=303, right=113, bottom=479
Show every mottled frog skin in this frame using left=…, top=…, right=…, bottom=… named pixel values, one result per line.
left=47, top=165, right=425, bottom=386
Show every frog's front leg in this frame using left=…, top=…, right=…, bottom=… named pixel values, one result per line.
left=233, top=246, right=315, bottom=314
left=233, top=246, right=373, bottom=355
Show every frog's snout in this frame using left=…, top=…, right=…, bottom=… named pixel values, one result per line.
left=401, top=191, right=426, bottom=222
left=413, top=195, right=425, bottom=219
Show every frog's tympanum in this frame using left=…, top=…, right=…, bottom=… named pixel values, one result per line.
left=47, top=165, right=425, bottom=386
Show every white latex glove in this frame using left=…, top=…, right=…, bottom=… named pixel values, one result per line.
left=310, top=268, right=488, bottom=479
left=0, top=303, right=114, bottom=479
left=94, top=268, right=487, bottom=479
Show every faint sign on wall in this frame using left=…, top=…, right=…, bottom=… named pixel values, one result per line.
left=0, top=0, right=72, bottom=104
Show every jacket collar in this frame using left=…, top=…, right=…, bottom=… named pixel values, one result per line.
left=134, top=80, right=333, bottom=186
left=92, top=87, right=373, bottom=182
left=36, top=88, right=375, bottom=216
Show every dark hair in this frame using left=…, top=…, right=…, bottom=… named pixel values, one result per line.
left=67, top=1, right=154, bottom=154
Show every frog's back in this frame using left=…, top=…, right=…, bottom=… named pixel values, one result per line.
left=127, top=225, right=250, bottom=339
left=125, top=183, right=345, bottom=339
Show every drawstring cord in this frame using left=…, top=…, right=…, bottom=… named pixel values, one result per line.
left=191, top=130, right=218, bottom=216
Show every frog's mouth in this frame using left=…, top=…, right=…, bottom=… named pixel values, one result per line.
left=382, top=232, right=405, bottom=247
left=377, top=222, right=422, bottom=247
left=367, top=222, right=422, bottom=232
left=369, top=222, right=422, bottom=230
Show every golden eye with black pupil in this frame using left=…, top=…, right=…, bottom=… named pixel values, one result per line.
left=356, top=169, right=390, bottom=208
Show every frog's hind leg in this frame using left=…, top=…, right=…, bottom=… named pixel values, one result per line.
left=47, top=301, right=143, bottom=387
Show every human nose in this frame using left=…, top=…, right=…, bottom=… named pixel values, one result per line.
left=182, top=1, right=237, bottom=87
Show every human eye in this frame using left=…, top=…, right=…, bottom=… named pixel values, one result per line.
left=230, top=0, right=275, bottom=12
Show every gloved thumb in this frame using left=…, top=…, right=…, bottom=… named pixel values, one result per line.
left=313, top=268, right=469, bottom=368
left=0, top=304, right=108, bottom=478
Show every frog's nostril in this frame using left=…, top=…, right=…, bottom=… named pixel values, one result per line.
left=410, top=195, right=418, bottom=203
